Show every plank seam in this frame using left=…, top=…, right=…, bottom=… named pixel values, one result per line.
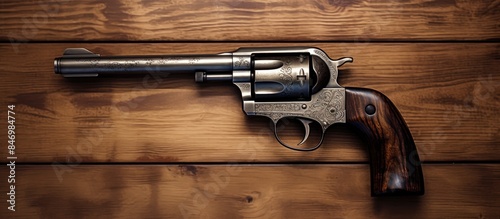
left=1, top=39, right=500, bottom=44
left=3, top=161, right=500, bottom=165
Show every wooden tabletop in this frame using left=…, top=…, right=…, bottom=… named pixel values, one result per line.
left=0, top=0, right=499, bottom=218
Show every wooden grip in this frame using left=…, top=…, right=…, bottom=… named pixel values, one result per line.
left=345, top=88, right=424, bottom=196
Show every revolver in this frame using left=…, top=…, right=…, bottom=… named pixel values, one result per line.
left=54, top=47, right=424, bottom=196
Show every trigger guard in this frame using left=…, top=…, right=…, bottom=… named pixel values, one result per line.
left=273, top=118, right=325, bottom=151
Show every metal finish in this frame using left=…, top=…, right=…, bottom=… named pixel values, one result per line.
left=195, top=72, right=233, bottom=82
left=253, top=54, right=311, bottom=101
left=54, top=47, right=353, bottom=151
left=54, top=48, right=233, bottom=77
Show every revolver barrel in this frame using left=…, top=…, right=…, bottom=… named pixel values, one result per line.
left=54, top=48, right=233, bottom=78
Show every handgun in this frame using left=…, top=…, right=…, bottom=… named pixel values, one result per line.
left=54, top=47, right=424, bottom=196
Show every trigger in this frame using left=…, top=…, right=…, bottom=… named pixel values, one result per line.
left=297, top=118, right=313, bottom=145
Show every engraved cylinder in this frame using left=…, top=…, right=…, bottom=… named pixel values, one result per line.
left=253, top=54, right=311, bottom=101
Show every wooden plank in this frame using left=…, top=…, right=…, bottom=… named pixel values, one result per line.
left=1, top=0, right=499, bottom=41
left=0, top=43, right=499, bottom=163
left=0, top=164, right=498, bottom=218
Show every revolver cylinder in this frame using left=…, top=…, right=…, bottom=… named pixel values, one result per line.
left=253, top=54, right=311, bottom=101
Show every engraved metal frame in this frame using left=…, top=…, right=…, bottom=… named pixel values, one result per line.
left=231, top=47, right=352, bottom=151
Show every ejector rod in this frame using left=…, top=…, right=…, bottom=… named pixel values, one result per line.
left=54, top=48, right=234, bottom=78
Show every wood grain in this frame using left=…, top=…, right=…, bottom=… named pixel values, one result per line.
left=1, top=0, right=499, bottom=42
left=0, top=43, right=498, bottom=163
left=346, top=88, right=424, bottom=196
left=0, top=0, right=498, bottom=217
left=0, top=164, right=498, bottom=218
